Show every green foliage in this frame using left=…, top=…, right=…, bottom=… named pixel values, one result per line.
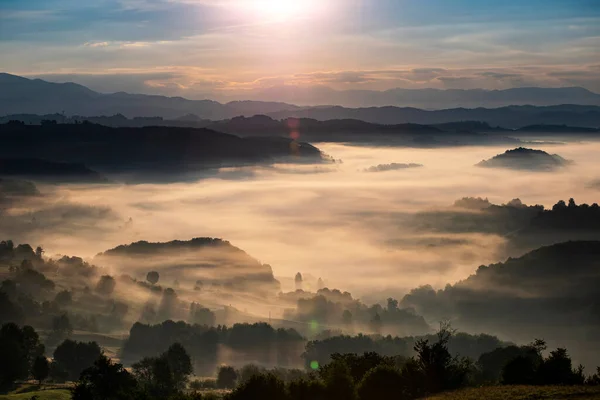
left=72, top=354, right=138, bottom=400
left=501, top=343, right=585, bottom=386
left=217, top=366, right=238, bottom=389
left=52, top=339, right=102, bottom=381
left=288, top=378, right=326, bottom=400
left=0, top=323, right=44, bottom=388
left=95, top=275, right=116, bottom=295
left=357, top=365, right=404, bottom=400
left=227, top=373, right=287, bottom=400
left=163, top=343, right=193, bottom=389
left=132, top=343, right=193, bottom=398
left=32, top=356, right=50, bottom=384
left=146, top=271, right=160, bottom=285
left=320, top=360, right=357, bottom=400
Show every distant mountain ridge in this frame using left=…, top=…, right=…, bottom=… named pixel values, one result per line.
left=0, top=73, right=298, bottom=120
left=2, top=73, right=600, bottom=127
left=250, top=85, right=600, bottom=108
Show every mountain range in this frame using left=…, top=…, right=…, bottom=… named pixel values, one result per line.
left=2, top=73, right=600, bottom=128
left=248, top=85, right=600, bottom=108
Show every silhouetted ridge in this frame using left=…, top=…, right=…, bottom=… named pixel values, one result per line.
left=0, top=158, right=107, bottom=183
left=0, top=122, right=325, bottom=180
left=99, top=238, right=243, bottom=257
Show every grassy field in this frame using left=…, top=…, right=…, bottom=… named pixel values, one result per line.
left=0, top=384, right=71, bottom=400
left=423, top=385, right=600, bottom=400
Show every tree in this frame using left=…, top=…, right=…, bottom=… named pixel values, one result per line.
left=164, top=343, right=193, bottom=389
left=357, top=365, right=404, bottom=400
left=317, top=278, right=325, bottom=290
left=189, top=303, right=216, bottom=326
left=0, top=291, right=23, bottom=325
left=386, top=298, right=399, bottom=312
left=369, top=313, right=382, bottom=334
left=72, top=355, right=138, bottom=400
left=53, top=340, right=102, bottom=381
left=0, top=323, right=44, bottom=388
left=132, top=343, right=193, bottom=397
left=51, top=314, right=73, bottom=338
left=96, top=275, right=116, bottom=295
left=295, top=273, right=303, bottom=290
left=321, top=361, right=357, bottom=400
left=237, top=364, right=264, bottom=386
left=35, top=246, right=44, bottom=259
left=502, top=356, right=537, bottom=385
left=147, top=271, right=160, bottom=285
left=538, top=348, right=584, bottom=385
left=227, top=373, right=287, bottom=400
left=32, top=356, right=50, bottom=385
left=288, top=378, right=326, bottom=400
left=412, top=322, right=470, bottom=394
left=342, top=310, right=353, bottom=327
left=54, top=290, right=73, bottom=307
left=217, top=366, right=238, bottom=389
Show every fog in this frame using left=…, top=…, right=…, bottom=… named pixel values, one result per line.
left=2, top=141, right=599, bottom=302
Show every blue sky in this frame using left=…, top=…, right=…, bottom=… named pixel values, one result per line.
left=1, top=0, right=599, bottom=99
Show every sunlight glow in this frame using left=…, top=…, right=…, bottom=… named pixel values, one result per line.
left=243, top=0, right=322, bottom=22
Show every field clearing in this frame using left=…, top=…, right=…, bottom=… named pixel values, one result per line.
left=0, top=386, right=71, bottom=400
left=423, top=385, right=600, bottom=400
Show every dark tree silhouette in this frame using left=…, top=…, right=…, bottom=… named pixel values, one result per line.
left=147, top=271, right=160, bottom=285
left=227, top=373, right=288, bottom=400
left=502, top=356, right=539, bottom=385
left=0, top=323, right=44, bottom=387
left=295, top=273, right=303, bottom=290
left=288, top=378, right=326, bottom=400
left=164, top=343, right=193, bottom=389
left=357, top=365, right=404, bottom=400
left=95, top=275, right=116, bottom=295
left=32, top=355, right=50, bottom=385
left=72, top=355, right=138, bottom=400
left=53, top=339, right=102, bottom=381
left=217, top=366, right=238, bottom=389
left=320, top=361, right=358, bottom=400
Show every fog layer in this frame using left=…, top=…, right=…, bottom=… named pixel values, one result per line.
left=2, top=141, right=599, bottom=298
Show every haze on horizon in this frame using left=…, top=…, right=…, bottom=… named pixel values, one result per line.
left=1, top=0, right=599, bottom=103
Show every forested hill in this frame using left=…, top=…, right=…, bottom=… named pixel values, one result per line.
left=401, top=240, right=600, bottom=368
left=0, top=122, right=325, bottom=179
left=95, top=238, right=281, bottom=293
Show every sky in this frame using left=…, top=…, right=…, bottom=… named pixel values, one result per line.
left=1, top=0, right=599, bottom=100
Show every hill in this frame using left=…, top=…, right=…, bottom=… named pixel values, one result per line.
left=0, top=158, right=108, bottom=183
left=401, top=241, right=600, bottom=368
left=476, top=148, right=572, bottom=171
left=95, top=238, right=281, bottom=293
left=0, top=122, right=325, bottom=181
left=0, top=178, right=40, bottom=197
left=206, top=116, right=522, bottom=146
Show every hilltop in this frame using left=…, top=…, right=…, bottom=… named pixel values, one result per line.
left=95, top=238, right=281, bottom=293
left=476, top=148, right=572, bottom=171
